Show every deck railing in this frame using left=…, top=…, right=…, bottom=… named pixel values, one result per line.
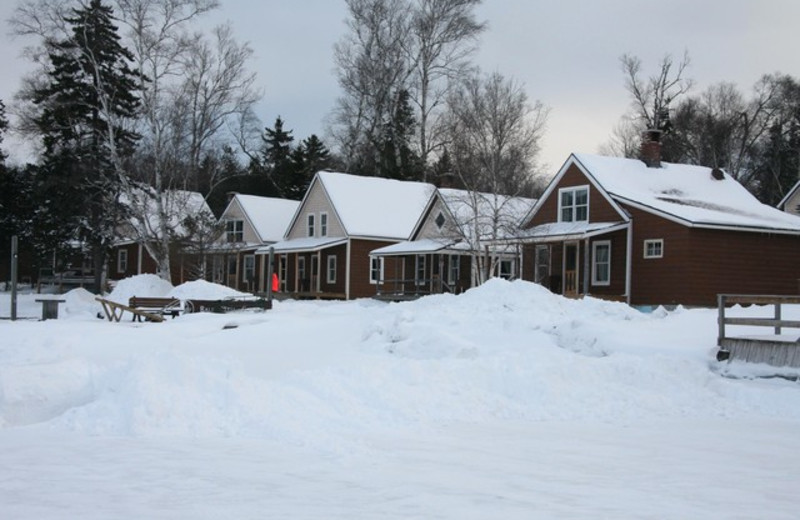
left=717, top=294, right=800, bottom=367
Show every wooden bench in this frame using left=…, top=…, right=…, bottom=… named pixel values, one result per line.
left=96, top=297, right=165, bottom=323
left=129, top=297, right=182, bottom=321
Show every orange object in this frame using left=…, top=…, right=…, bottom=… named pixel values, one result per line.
left=271, top=272, right=279, bottom=292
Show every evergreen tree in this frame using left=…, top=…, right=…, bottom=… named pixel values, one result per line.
left=379, top=89, right=423, bottom=181
left=263, top=116, right=303, bottom=199
left=32, top=0, right=140, bottom=292
left=289, top=134, right=333, bottom=200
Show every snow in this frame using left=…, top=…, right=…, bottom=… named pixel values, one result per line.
left=318, top=171, right=436, bottom=239
left=573, top=153, right=800, bottom=232
left=2, top=275, right=800, bottom=518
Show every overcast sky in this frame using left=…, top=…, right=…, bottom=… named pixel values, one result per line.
left=2, top=0, right=799, bottom=172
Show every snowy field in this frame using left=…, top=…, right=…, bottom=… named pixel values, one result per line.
left=2, top=276, right=800, bottom=519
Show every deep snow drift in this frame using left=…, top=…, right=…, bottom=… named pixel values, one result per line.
left=1, top=276, right=799, bottom=518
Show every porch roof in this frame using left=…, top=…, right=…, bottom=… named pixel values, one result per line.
left=518, top=221, right=629, bottom=243
left=255, top=236, right=348, bottom=254
left=371, top=238, right=462, bottom=256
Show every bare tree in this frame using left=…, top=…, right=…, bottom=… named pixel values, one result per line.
left=441, top=71, right=548, bottom=195
left=620, top=51, right=693, bottom=134
left=329, top=0, right=485, bottom=177
left=438, top=71, right=545, bottom=284
left=409, top=0, right=485, bottom=178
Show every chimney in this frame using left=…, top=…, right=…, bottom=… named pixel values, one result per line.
left=640, top=129, right=662, bottom=168
left=436, top=172, right=456, bottom=189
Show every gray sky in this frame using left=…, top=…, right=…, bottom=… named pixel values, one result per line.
left=2, top=0, right=799, bottom=172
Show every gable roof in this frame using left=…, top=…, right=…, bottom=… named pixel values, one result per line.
left=315, top=171, right=435, bottom=240
left=778, top=179, right=800, bottom=211
left=223, top=194, right=300, bottom=243
left=435, top=188, right=537, bottom=241
left=528, top=153, right=800, bottom=234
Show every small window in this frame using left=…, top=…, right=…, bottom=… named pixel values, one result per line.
left=558, top=186, right=589, bottom=223
left=592, top=241, right=611, bottom=286
left=534, top=245, right=550, bottom=284
left=117, top=249, right=128, bottom=274
left=279, top=256, right=287, bottom=291
left=226, top=219, right=244, bottom=242
left=435, top=212, right=446, bottom=229
left=307, top=214, right=315, bottom=237
left=327, top=255, right=337, bottom=284
left=448, top=254, right=460, bottom=285
left=320, top=213, right=328, bottom=237
left=644, top=239, right=664, bottom=259
left=298, top=256, right=306, bottom=280
left=497, top=259, right=514, bottom=280
left=370, top=256, right=384, bottom=284
left=415, top=255, right=426, bottom=286
left=243, top=255, right=255, bottom=283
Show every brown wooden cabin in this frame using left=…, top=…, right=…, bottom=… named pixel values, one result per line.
left=518, top=144, right=800, bottom=308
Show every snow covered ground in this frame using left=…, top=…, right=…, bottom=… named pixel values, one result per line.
left=1, top=276, right=800, bottom=519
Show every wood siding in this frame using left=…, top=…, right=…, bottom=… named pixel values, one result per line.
left=286, top=180, right=345, bottom=240
left=525, top=163, right=623, bottom=228
left=350, top=239, right=396, bottom=298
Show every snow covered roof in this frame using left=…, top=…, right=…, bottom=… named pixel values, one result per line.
left=118, top=189, right=213, bottom=240
left=317, top=171, right=435, bottom=239
left=257, top=236, right=348, bottom=254
left=371, top=238, right=459, bottom=256
left=571, top=154, right=800, bottom=233
left=437, top=188, right=536, bottom=240
left=518, top=221, right=629, bottom=243
left=229, top=194, right=300, bottom=243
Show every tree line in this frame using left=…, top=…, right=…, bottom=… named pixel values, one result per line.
left=604, top=52, right=800, bottom=206
left=1, top=1, right=797, bottom=292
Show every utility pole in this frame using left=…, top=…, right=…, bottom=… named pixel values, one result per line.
left=10, top=235, right=18, bottom=321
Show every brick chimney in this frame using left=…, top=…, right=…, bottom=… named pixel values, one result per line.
left=640, top=129, right=662, bottom=168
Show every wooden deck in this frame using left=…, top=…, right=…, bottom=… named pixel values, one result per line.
left=717, top=294, right=800, bottom=367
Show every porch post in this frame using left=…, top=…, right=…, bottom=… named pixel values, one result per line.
left=345, top=239, right=351, bottom=300
left=583, top=239, right=590, bottom=295
left=625, top=223, right=633, bottom=305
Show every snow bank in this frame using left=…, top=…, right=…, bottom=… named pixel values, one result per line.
left=107, top=274, right=173, bottom=304
left=169, top=279, right=250, bottom=300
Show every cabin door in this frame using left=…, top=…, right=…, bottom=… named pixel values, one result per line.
left=563, top=242, right=579, bottom=297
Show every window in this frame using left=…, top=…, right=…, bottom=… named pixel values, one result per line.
left=297, top=257, right=307, bottom=290
left=435, top=211, right=446, bottom=229
left=307, top=214, right=315, bottom=237
left=243, top=255, right=255, bottom=283
left=370, top=256, right=384, bottom=284
left=415, top=255, right=426, bottom=286
left=320, top=213, right=328, bottom=237
left=117, top=249, right=128, bottom=273
left=534, top=245, right=550, bottom=284
left=644, top=239, right=664, bottom=259
left=498, top=259, right=514, bottom=280
left=448, top=254, right=460, bottom=285
left=226, top=219, right=244, bottom=242
left=558, top=186, right=589, bottom=223
left=592, top=241, right=611, bottom=286
left=279, top=256, right=287, bottom=291
left=326, top=255, right=337, bottom=284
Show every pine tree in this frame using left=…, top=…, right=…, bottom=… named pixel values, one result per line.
left=289, top=134, right=333, bottom=200
left=32, top=0, right=140, bottom=292
left=263, top=116, right=301, bottom=199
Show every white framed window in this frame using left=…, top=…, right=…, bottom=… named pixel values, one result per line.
left=226, top=219, right=244, bottom=242
left=327, top=254, right=337, bottom=284
left=117, top=249, right=128, bottom=273
left=370, top=256, right=384, bottom=284
left=243, top=255, right=255, bottom=283
left=497, top=259, right=514, bottom=280
left=298, top=256, right=306, bottom=281
left=592, top=241, right=611, bottom=286
left=558, top=186, right=589, bottom=223
left=644, top=239, right=664, bottom=259
left=279, top=256, right=287, bottom=291
left=415, top=255, right=426, bottom=286
left=306, top=214, right=315, bottom=237
left=320, top=213, right=328, bottom=237
left=448, top=254, right=460, bottom=285
left=534, top=245, right=550, bottom=284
